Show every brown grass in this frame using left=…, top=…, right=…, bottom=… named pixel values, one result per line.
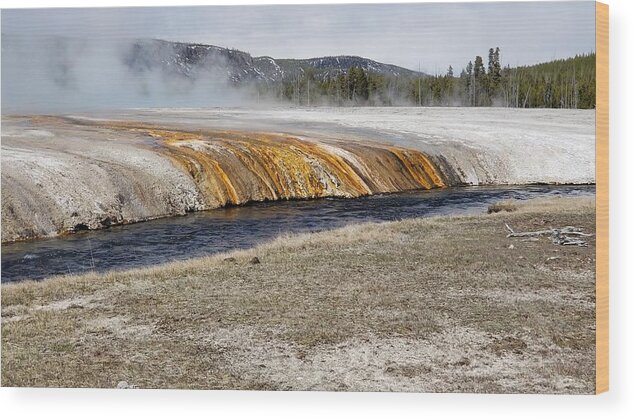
left=487, top=201, right=518, bottom=214
left=1, top=196, right=596, bottom=393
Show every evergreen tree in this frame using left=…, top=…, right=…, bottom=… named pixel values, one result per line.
left=493, top=47, right=502, bottom=80
left=355, top=68, right=369, bottom=102
left=487, top=47, right=502, bottom=100
left=488, top=48, right=496, bottom=75
left=465, top=61, right=474, bottom=105
left=473, top=56, right=486, bottom=105
left=336, top=73, right=347, bottom=104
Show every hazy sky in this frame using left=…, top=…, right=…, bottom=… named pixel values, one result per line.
left=2, top=1, right=596, bottom=73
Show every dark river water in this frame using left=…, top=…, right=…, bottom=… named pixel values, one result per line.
left=1, top=185, right=594, bottom=283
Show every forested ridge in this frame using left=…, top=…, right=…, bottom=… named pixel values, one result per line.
left=119, top=40, right=595, bottom=109
left=259, top=49, right=596, bottom=109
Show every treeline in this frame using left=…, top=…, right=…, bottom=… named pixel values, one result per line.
left=255, top=49, right=596, bottom=109
left=498, top=53, right=596, bottom=109
left=269, top=67, right=413, bottom=106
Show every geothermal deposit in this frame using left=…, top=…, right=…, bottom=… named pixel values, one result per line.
left=1, top=108, right=595, bottom=242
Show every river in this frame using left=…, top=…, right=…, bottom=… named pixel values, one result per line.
left=1, top=185, right=594, bottom=283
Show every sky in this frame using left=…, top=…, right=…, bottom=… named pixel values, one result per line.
left=2, top=1, right=596, bottom=73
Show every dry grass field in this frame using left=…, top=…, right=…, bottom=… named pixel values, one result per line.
left=1, top=196, right=596, bottom=393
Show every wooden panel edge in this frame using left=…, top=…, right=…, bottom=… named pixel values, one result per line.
left=595, top=0, right=609, bottom=395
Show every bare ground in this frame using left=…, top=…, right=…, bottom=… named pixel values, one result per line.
left=0, top=196, right=596, bottom=393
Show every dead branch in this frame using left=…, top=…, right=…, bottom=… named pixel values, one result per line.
left=506, top=229, right=553, bottom=238
left=504, top=224, right=593, bottom=247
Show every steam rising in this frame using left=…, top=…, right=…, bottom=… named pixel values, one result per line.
left=1, top=35, right=250, bottom=114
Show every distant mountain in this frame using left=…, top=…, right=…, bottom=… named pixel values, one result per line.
left=123, top=39, right=425, bottom=83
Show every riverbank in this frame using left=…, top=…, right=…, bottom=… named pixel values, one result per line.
left=1, top=108, right=594, bottom=243
left=1, top=115, right=448, bottom=243
left=1, top=196, right=596, bottom=392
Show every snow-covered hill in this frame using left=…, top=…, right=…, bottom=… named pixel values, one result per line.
left=123, top=39, right=425, bottom=83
